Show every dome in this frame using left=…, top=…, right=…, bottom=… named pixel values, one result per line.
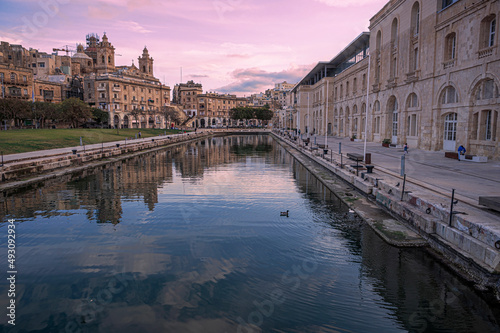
left=72, top=52, right=92, bottom=60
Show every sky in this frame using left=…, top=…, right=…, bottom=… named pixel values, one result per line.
left=1, top=0, right=388, bottom=96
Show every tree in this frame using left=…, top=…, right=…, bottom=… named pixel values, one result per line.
left=91, top=107, right=109, bottom=127
left=162, top=106, right=184, bottom=126
left=130, top=109, right=143, bottom=129
left=58, top=97, right=92, bottom=128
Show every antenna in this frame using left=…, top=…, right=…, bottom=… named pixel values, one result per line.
left=180, top=67, right=182, bottom=83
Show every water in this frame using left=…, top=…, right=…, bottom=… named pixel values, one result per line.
left=0, top=135, right=499, bottom=333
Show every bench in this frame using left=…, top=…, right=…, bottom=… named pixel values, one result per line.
left=347, top=153, right=364, bottom=161
left=479, top=196, right=500, bottom=212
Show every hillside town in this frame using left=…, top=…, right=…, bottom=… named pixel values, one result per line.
left=0, top=33, right=290, bottom=130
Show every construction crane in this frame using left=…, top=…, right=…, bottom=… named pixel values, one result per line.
left=52, top=45, right=76, bottom=56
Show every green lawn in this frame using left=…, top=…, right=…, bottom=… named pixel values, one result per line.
left=0, top=128, right=188, bottom=155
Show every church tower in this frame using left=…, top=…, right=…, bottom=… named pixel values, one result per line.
left=138, top=46, right=154, bottom=77
left=96, top=33, right=115, bottom=74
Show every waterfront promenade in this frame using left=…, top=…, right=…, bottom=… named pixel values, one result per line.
left=292, top=133, right=500, bottom=210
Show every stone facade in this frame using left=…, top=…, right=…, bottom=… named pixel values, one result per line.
left=0, top=64, right=33, bottom=101
left=293, top=0, right=499, bottom=160
left=172, top=80, right=203, bottom=117
left=34, top=79, right=64, bottom=103
left=195, top=93, right=247, bottom=128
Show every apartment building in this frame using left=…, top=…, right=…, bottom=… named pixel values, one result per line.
left=196, top=93, right=247, bottom=128
left=172, top=80, right=203, bottom=117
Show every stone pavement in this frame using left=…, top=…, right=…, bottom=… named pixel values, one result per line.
left=304, top=134, right=500, bottom=208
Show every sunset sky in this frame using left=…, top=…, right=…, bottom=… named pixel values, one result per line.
left=1, top=0, right=388, bottom=95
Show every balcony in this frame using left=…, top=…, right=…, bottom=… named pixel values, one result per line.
left=478, top=46, right=495, bottom=59
left=2, top=78, right=29, bottom=86
left=140, top=100, right=146, bottom=105
left=148, top=99, right=154, bottom=105
left=442, top=58, right=456, bottom=70
left=405, top=70, right=420, bottom=83
left=386, top=77, right=397, bottom=89
left=97, top=86, right=106, bottom=91
left=112, top=87, right=121, bottom=92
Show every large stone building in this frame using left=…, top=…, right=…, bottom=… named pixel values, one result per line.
left=293, top=0, right=499, bottom=160
left=172, top=80, right=203, bottom=117
left=195, top=93, right=247, bottom=128
left=84, top=43, right=170, bottom=129
left=0, top=64, right=33, bottom=101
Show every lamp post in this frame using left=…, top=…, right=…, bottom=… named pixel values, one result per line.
left=363, top=54, right=371, bottom=161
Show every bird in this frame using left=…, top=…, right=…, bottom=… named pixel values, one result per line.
left=280, top=210, right=289, bottom=217
left=396, top=182, right=400, bottom=187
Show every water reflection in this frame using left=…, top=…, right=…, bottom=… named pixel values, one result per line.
left=0, top=135, right=498, bottom=333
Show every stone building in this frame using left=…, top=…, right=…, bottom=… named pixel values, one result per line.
left=172, top=80, right=203, bottom=117
left=293, top=0, right=499, bottom=160
left=34, top=79, right=64, bottom=103
left=195, top=93, right=247, bottom=128
left=0, top=63, right=33, bottom=101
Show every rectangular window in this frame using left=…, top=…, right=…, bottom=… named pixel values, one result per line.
left=490, top=19, right=496, bottom=47
left=485, top=110, right=492, bottom=140
left=451, top=36, right=456, bottom=59
left=414, top=48, right=419, bottom=70
left=38, top=62, right=45, bottom=68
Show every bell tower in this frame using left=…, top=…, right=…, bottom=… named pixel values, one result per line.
left=138, top=46, right=154, bottom=77
left=96, top=33, right=115, bottom=74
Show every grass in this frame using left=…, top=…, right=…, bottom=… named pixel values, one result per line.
left=0, top=128, right=187, bottom=155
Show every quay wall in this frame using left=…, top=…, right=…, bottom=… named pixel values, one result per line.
left=271, top=132, right=500, bottom=300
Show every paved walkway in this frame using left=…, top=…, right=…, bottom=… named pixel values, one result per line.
left=281, top=133, right=500, bottom=212
left=1, top=131, right=196, bottom=164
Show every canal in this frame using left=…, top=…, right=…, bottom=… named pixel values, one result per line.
left=0, top=134, right=499, bottom=333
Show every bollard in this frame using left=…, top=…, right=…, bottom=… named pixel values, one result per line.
left=80, top=137, right=83, bottom=146
left=1, top=151, right=3, bottom=167
left=401, top=174, right=406, bottom=201
left=365, top=153, right=371, bottom=165
left=400, top=155, right=405, bottom=177
left=339, top=142, right=342, bottom=155
left=449, top=189, right=457, bottom=227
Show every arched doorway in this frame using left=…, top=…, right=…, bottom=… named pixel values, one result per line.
left=388, top=96, right=399, bottom=144
left=123, top=116, right=129, bottom=128
left=443, top=113, right=457, bottom=151
left=113, top=115, right=120, bottom=129
left=200, top=119, right=206, bottom=128
left=149, top=116, right=154, bottom=128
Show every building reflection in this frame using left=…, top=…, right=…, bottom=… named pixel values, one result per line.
left=0, top=135, right=274, bottom=224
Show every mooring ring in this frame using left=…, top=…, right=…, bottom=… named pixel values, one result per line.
left=495, top=241, right=500, bottom=250
left=426, top=208, right=431, bottom=214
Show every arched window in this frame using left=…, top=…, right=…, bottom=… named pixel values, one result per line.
left=475, top=79, right=499, bottom=100
left=353, top=105, right=358, bottom=114
left=101, top=55, right=105, bottom=63
left=108, top=55, right=111, bottom=63
left=411, top=2, right=420, bottom=36
left=407, top=93, right=418, bottom=108
left=441, top=86, right=458, bottom=104
left=374, top=100, right=380, bottom=112
left=376, top=30, right=382, bottom=51
left=391, top=18, right=398, bottom=45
